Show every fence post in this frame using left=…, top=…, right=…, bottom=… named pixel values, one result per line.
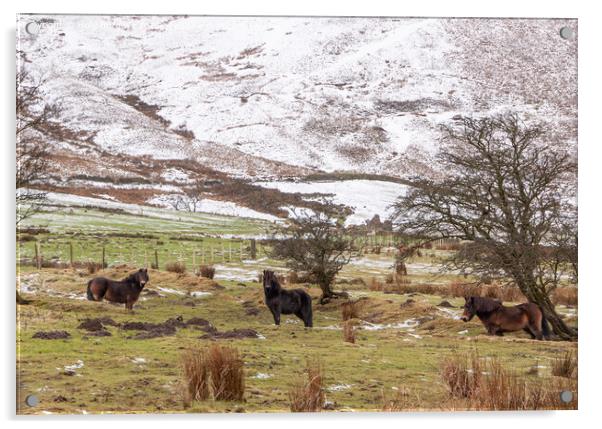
left=34, top=242, right=40, bottom=270
left=69, top=242, right=74, bottom=268
left=101, top=246, right=106, bottom=269
left=154, top=249, right=159, bottom=270
left=250, top=239, right=256, bottom=259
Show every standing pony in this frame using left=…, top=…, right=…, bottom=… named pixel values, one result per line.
left=263, top=270, right=313, bottom=327
left=461, top=296, right=550, bottom=340
left=87, top=268, right=149, bottom=310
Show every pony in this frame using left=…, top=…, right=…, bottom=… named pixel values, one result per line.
left=262, top=270, right=313, bottom=327
left=87, top=268, right=149, bottom=310
left=461, top=296, right=550, bottom=340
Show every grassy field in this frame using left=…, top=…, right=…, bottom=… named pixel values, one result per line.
left=16, top=206, right=578, bottom=414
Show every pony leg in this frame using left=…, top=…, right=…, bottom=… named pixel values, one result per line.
left=523, top=327, right=537, bottom=339
left=270, top=308, right=281, bottom=325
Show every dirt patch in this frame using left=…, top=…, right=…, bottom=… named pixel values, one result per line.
left=33, top=331, right=71, bottom=340
left=242, top=300, right=261, bottom=316
left=437, top=300, right=455, bottom=308
left=185, top=317, right=217, bottom=333
left=122, top=316, right=202, bottom=339
left=77, top=317, right=118, bottom=337
left=200, top=328, right=261, bottom=340
left=85, top=330, right=112, bottom=337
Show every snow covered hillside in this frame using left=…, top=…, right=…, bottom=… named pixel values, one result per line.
left=16, top=15, right=577, bottom=222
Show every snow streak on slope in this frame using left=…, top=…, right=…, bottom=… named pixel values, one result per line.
left=255, top=179, right=407, bottom=225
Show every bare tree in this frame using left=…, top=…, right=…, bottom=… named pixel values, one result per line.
left=16, top=71, right=58, bottom=224
left=169, top=180, right=207, bottom=212
left=270, top=204, right=359, bottom=303
left=391, top=114, right=577, bottom=340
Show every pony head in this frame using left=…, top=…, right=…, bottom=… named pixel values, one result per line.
left=461, top=296, right=502, bottom=321
left=262, top=270, right=280, bottom=292
left=127, top=268, right=149, bottom=288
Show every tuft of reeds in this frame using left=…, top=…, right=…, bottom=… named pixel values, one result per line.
left=343, top=320, right=356, bottom=344
left=181, top=347, right=209, bottom=407
left=180, top=344, right=244, bottom=405
left=289, top=359, right=324, bottom=412
left=208, top=344, right=245, bottom=401
left=440, top=351, right=577, bottom=410
left=341, top=300, right=363, bottom=321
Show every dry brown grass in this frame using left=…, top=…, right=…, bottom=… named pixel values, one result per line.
left=552, top=349, right=577, bottom=378
left=441, top=352, right=577, bottom=410
left=199, top=265, right=215, bottom=279
left=342, top=320, right=356, bottom=344
left=289, top=359, right=324, bottom=412
left=440, top=352, right=482, bottom=398
left=449, top=282, right=524, bottom=302
left=181, top=347, right=209, bottom=407
left=369, top=277, right=384, bottom=291
left=381, top=387, right=417, bottom=411
left=166, top=261, right=186, bottom=274
left=86, top=261, right=104, bottom=274
left=341, top=300, right=364, bottom=321
left=552, top=287, right=578, bottom=306
left=207, top=344, right=245, bottom=401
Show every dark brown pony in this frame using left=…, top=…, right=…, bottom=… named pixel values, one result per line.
left=263, top=270, right=313, bottom=327
left=461, top=296, right=550, bottom=340
left=87, top=268, right=149, bottom=310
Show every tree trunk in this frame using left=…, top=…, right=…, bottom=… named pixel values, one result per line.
left=518, top=281, right=577, bottom=340
left=318, top=282, right=349, bottom=304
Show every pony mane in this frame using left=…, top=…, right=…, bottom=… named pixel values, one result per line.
left=123, top=272, right=138, bottom=283
left=472, top=296, right=503, bottom=313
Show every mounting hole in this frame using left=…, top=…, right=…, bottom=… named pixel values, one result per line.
left=25, top=22, right=40, bottom=36
left=25, top=394, right=39, bottom=407
left=560, top=390, right=573, bottom=403
left=559, top=26, right=574, bottom=40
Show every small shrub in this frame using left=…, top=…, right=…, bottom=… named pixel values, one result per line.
left=341, top=300, right=363, bottom=321
left=552, top=287, right=578, bottom=306
left=86, top=261, right=103, bottom=274
left=385, top=273, right=395, bottom=284
left=287, top=271, right=299, bottom=284
left=289, top=359, right=324, bottom=412
left=343, top=320, right=356, bottom=344
left=181, top=347, right=209, bottom=407
left=552, top=350, right=577, bottom=378
left=199, top=265, right=215, bottom=279
left=373, top=246, right=381, bottom=255
left=449, top=282, right=481, bottom=298
left=166, top=261, right=186, bottom=274
left=208, top=344, right=245, bottom=401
